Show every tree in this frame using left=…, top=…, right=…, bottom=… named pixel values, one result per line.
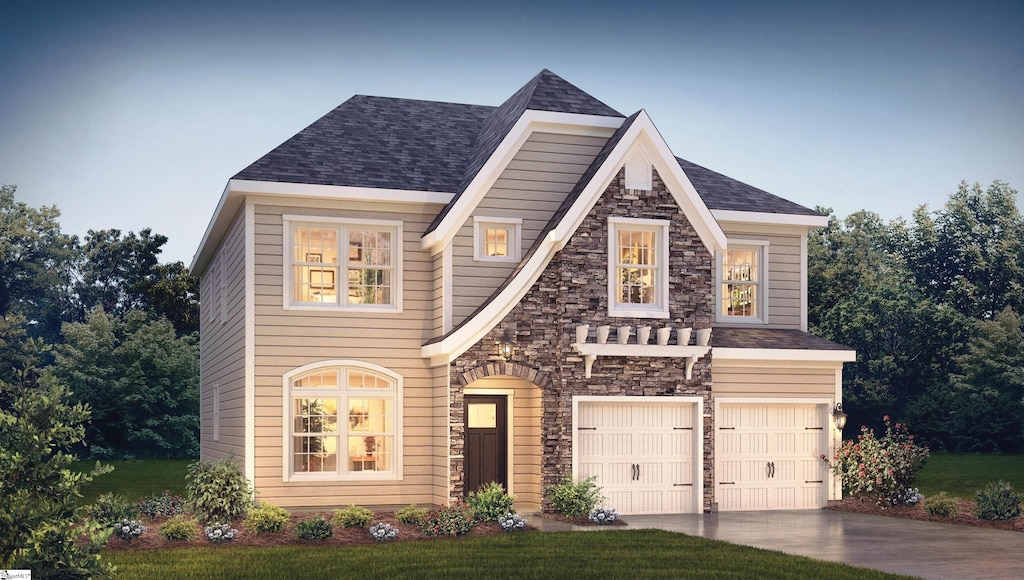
left=54, top=308, right=200, bottom=459
left=0, top=320, right=113, bottom=577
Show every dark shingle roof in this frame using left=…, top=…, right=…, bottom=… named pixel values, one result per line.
left=233, top=96, right=493, bottom=193
left=712, top=327, right=851, bottom=350
left=677, top=158, right=824, bottom=216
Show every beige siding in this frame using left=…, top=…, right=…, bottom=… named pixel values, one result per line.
left=451, top=131, right=613, bottom=327
left=716, top=224, right=807, bottom=329
left=712, top=362, right=838, bottom=398
left=250, top=200, right=448, bottom=509
left=464, top=376, right=543, bottom=509
left=200, top=209, right=247, bottom=462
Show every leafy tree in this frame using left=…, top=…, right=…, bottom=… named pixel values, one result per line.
left=54, top=308, right=199, bottom=459
left=0, top=321, right=113, bottom=577
left=145, top=261, right=200, bottom=336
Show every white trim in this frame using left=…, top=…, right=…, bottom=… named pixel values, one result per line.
left=607, top=217, right=670, bottom=319
left=443, top=243, right=453, bottom=333
left=244, top=202, right=256, bottom=486
left=423, top=111, right=729, bottom=361
left=712, top=209, right=830, bottom=228
left=473, top=216, right=522, bottom=262
left=421, top=110, right=625, bottom=253
left=281, top=216, right=404, bottom=313
left=800, top=234, right=809, bottom=332
left=463, top=387, right=516, bottom=497
left=716, top=240, right=769, bottom=324
left=280, top=359, right=404, bottom=483
left=712, top=348, right=856, bottom=362
left=572, top=395, right=704, bottom=514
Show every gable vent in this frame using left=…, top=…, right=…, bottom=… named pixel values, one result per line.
left=625, top=151, right=652, bottom=192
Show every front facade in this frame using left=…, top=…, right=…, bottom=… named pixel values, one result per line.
left=192, top=70, right=854, bottom=514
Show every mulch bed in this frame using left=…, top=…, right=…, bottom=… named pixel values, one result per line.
left=827, top=497, right=1024, bottom=533
left=104, top=511, right=514, bottom=551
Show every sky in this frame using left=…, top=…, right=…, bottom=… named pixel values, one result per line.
left=1, top=0, right=1021, bottom=265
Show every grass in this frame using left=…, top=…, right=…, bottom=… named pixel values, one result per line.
left=103, top=529, right=910, bottom=580
left=74, top=459, right=192, bottom=503
left=915, top=454, right=1024, bottom=499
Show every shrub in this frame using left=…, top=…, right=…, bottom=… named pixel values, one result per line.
left=204, top=522, right=239, bottom=543
left=589, top=507, right=619, bottom=525
left=114, top=518, right=146, bottom=541
left=332, top=504, right=374, bottom=528
left=923, top=492, right=960, bottom=518
left=244, top=502, right=290, bottom=534
left=368, top=522, right=399, bottom=542
left=827, top=416, right=929, bottom=505
left=396, top=504, right=429, bottom=525
left=974, top=480, right=1022, bottom=521
left=159, top=516, right=198, bottom=542
left=498, top=512, right=527, bottom=532
left=88, top=493, right=139, bottom=526
left=185, top=457, right=253, bottom=523
left=419, top=501, right=475, bottom=537
left=136, top=490, right=187, bottom=518
left=546, top=476, right=604, bottom=519
left=295, top=515, right=333, bottom=540
left=467, top=481, right=516, bottom=522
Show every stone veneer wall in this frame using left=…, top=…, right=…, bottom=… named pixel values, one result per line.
left=451, top=168, right=717, bottom=512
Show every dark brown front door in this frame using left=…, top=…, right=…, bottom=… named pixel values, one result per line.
left=464, top=395, right=508, bottom=496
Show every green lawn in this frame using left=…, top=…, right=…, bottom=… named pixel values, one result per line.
left=104, top=530, right=910, bottom=580
left=915, top=454, right=1024, bottom=499
left=74, top=459, right=192, bottom=503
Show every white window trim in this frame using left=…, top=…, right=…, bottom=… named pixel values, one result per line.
left=473, top=216, right=522, bottom=262
left=281, top=215, right=404, bottom=313
left=212, top=384, right=220, bottom=442
left=281, top=359, right=404, bottom=483
left=607, top=217, right=670, bottom=319
left=716, top=239, right=769, bottom=324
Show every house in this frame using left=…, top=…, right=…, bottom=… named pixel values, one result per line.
left=191, top=70, right=855, bottom=515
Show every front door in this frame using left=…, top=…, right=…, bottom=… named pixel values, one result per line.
left=464, top=395, right=508, bottom=496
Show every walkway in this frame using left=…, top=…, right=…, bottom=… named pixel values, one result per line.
left=532, top=510, right=1023, bottom=579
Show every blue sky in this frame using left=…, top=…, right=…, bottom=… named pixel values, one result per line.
left=2, top=0, right=1021, bottom=264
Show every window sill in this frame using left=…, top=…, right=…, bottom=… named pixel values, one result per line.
left=284, top=303, right=403, bottom=314
left=285, top=472, right=402, bottom=483
left=607, top=307, right=669, bottom=319
left=717, top=316, right=766, bottom=325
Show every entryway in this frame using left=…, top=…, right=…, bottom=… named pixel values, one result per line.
left=464, top=394, right=508, bottom=496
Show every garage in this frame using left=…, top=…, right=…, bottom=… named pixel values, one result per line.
left=574, top=397, right=703, bottom=515
left=715, top=402, right=830, bottom=511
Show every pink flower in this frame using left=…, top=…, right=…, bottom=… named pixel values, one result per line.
left=895, top=423, right=902, bottom=429
left=883, top=415, right=890, bottom=422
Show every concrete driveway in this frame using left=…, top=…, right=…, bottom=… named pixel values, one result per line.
left=533, top=510, right=1022, bottom=579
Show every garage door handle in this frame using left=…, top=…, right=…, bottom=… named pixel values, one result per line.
left=631, top=464, right=637, bottom=481
left=771, top=462, right=775, bottom=478
left=637, top=464, right=641, bottom=480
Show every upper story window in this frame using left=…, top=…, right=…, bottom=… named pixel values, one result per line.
left=473, top=217, right=521, bottom=262
left=719, top=241, right=768, bottom=322
left=284, top=216, right=403, bottom=312
left=607, top=217, right=670, bottom=318
left=284, top=361, right=402, bottom=481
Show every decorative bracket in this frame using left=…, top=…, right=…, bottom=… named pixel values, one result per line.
left=572, top=343, right=712, bottom=379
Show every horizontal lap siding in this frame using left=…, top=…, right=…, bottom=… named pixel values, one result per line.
left=718, top=225, right=805, bottom=329
left=451, top=131, right=612, bottom=327
left=251, top=201, right=445, bottom=509
left=712, top=363, right=837, bottom=398
left=200, top=209, right=247, bottom=462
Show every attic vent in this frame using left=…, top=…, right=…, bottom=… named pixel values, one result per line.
left=625, top=150, right=652, bottom=193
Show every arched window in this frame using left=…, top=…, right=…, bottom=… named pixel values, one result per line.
left=283, top=361, right=402, bottom=481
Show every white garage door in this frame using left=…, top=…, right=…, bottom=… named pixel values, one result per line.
left=577, top=400, right=698, bottom=515
left=716, top=403, right=829, bottom=511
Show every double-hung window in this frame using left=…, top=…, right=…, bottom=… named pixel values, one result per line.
left=607, top=217, right=670, bottom=318
left=285, top=362, right=402, bottom=481
left=285, top=217, right=402, bottom=311
left=719, top=241, right=768, bottom=322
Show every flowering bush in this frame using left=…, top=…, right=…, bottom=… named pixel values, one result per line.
left=204, top=522, right=239, bottom=543
left=418, top=501, right=475, bottom=537
left=498, top=512, right=527, bottom=532
left=115, top=518, right=146, bottom=541
left=890, top=487, right=923, bottom=507
left=589, top=507, right=619, bottom=525
left=136, top=490, right=187, bottom=518
left=369, top=522, right=399, bottom=542
left=826, top=415, right=928, bottom=505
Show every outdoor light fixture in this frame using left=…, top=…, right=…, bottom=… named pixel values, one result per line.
left=497, top=329, right=514, bottom=362
left=833, top=402, right=848, bottom=430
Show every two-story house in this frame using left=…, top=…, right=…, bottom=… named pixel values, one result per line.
left=191, top=69, right=855, bottom=515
